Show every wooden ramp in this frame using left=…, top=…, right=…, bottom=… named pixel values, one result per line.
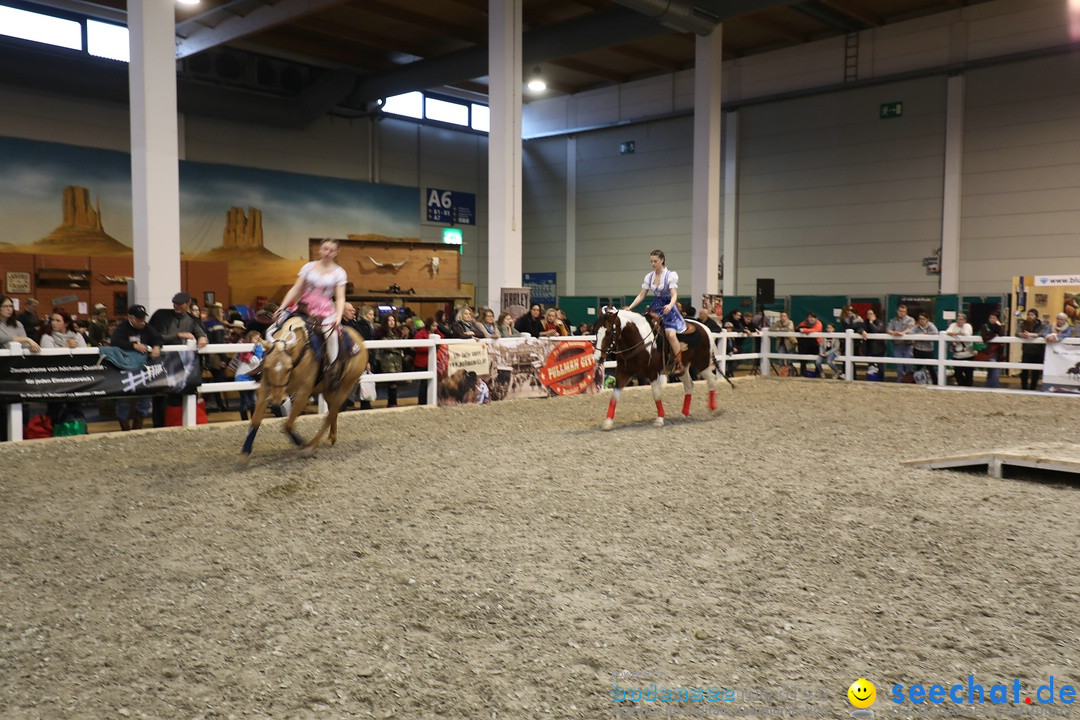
left=903, top=443, right=1080, bottom=479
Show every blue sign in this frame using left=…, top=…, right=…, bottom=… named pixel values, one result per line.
left=523, top=272, right=557, bottom=306
left=426, top=188, right=476, bottom=225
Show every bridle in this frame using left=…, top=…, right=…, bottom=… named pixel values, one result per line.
left=599, top=308, right=655, bottom=357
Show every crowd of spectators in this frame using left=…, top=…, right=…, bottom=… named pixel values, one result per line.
left=3, top=292, right=1078, bottom=440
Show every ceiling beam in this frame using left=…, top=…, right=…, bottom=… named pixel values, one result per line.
left=741, top=13, right=809, bottom=43
left=353, top=0, right=485, bottom=45
left=175, top=0, right=353, bottom=59
left=609, top=44, right=684, bottom=71
left=346, top=8, right=669, bottom=104
left=816, top=0, right=881, bottom=27
left=292, top=17, right=430, bottom=58
left=250, top=30, right=395, bottom=68
left=551, top=57, right=627, bottom=83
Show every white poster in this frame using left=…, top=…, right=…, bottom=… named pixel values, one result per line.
left=1042, top=342, right=1080, bottom=394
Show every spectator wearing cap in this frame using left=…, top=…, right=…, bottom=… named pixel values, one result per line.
left=149, top=292, right=207, bottom=426
left=87, top=303, right=111, bottom=346
left=150, top=292, right=208, bottom=349
left=227, top=319, right=247, bottom=342
left=109, top=305, right=163, bottom=431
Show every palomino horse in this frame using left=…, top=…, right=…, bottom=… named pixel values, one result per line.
left=241, top=315, right=368, bottom=458
left=594, top=308, right=720, bottom=430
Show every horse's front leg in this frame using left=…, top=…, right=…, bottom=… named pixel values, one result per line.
left=240, top=383, right=270, bottom=459
left=651, top=376, right=666, bottom=427
left=602, top=387, right=622, bottom=431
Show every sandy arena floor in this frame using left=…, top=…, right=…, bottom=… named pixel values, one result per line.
left=1, top=378, right=1078, bottom=720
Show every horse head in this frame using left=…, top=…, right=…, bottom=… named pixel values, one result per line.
left=261, top=317, right=308, bottom=407
left=594, top=307, right=622, bottom=361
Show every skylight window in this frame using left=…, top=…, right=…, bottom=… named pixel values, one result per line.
left=382, top=91, right=423, bottom=119
left=471, top=104, right=490, bottom=132
left=425, top=97, right=468, bottom=126
left=0, top=5, right=82, bottom=50
left=87, top=20, right=129, bottom=62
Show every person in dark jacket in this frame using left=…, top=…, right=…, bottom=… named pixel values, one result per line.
left=149, top=292, right=208, bottom=426
left=514, top=304, right=545, bottom=337
left=110, top=305, right=163, bottom=431
left=1017, top=309, right=1050, bottom=390
left=978, top=310, right=1007, bottom=388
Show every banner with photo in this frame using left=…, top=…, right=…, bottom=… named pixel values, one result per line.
left=436, top=337, right=602, bottom=406
left=0, top=351, right=202, bottom=400
left=1042, top=342, right=1080, bottom=394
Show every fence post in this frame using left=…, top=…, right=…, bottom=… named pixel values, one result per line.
left=182, top=394, right=197, bottom=426
left=428, top=338, right=439, bottom=406
left=759, top=329, right=771, bottom=376
left=7, top=401, right=23, bottom=442
left=937, top=331, right=947, bottom=386
left=844, top=330, right=855, bottom=382
left=719, top=330, right=728, bottom=377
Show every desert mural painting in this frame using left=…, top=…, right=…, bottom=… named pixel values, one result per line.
left=0, top=135, right=420, bottom=302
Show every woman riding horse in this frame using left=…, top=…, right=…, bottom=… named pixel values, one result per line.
left=270, top=238, right=347, bottom=381
left=595, top=307, right=720, bottom=430
left=627, top=249, right=685, bottom=375
left=241, top=315, right=368, bottom=458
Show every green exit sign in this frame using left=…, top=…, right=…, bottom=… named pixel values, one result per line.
left=880, top=101, right=903, bottom=119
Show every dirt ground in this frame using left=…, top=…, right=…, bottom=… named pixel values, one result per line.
left=2, top=379, right=1079, bottom=720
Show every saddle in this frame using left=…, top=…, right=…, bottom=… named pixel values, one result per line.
left=676, top=324, right=703, bottom=348
left=297, top=314, right=356, bottom=386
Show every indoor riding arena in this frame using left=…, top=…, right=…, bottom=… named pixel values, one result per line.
left=2, top=378, right=1077, bottom=719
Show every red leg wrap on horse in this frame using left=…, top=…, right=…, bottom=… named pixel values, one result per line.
left=655, top=400, right=665, bottom=418
left=607, top=398, right=617, bottom=420
left=708, top=389, right=717, bottom=411
left=682, top=395, right=692, bottom=416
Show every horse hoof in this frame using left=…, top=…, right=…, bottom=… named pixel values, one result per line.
left=653, top=417, right=665, bottom=427
left=602, top=419, right=614, bottom=431
left=299, top=446, right=316, bottom=458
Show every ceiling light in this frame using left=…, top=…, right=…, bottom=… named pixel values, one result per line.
left=526, top=66, right=546, bottom=92
left=176, top=0, right=201, bottom=6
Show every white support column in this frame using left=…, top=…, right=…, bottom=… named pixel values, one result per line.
left=722, top=111, right=739, bottom=297
left=487, top=0, right=524, bottom=310
left=565, top=137, right=577, bottom=295
left=128, top=0, right=182, bottom=311
left=691, top=27, right=723, bottom=305
left=940, top=74, right=965, bottom=296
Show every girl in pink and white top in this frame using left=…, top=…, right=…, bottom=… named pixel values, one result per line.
left=272, top=238, right=348, bottom=365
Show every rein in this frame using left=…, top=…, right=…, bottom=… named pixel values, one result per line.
left=603, top=313, right=656, bottom=358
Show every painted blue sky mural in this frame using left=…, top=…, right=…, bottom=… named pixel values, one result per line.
left=0, top=136, right=420, bottom=258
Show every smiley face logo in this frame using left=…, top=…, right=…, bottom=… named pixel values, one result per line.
left=848, top=679, right=876, bottom=709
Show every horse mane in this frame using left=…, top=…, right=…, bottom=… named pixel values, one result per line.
left=275, top=316, right=309, bottom=348
left=617, top=309, right=657, bottom=354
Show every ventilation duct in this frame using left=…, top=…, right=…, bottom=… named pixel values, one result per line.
left=609, top=0, right=720, bottom=36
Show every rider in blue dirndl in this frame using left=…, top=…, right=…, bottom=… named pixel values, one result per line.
left=627, top=249, right=686, bottom=374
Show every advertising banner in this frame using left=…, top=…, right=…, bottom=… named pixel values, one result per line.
left=437, top=337, right=602, bottom=406
left=1043, top=342, right=1080, bottom=394
left=0, top=351, right=202, bottom=400
left=522, top=272, right=557, bottom=307
left=500, top=287, right=530, bottom=318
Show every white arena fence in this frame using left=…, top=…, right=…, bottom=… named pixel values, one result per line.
left=4, top=330, right=1078, bottom=441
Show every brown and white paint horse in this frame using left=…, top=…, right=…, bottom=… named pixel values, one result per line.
left=241, top=316, right=368, bottom=458
left=594, top=308, right=720, bottom=430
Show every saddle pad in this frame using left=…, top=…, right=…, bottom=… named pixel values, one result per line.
left=675, top=326, right=704, bottom=347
